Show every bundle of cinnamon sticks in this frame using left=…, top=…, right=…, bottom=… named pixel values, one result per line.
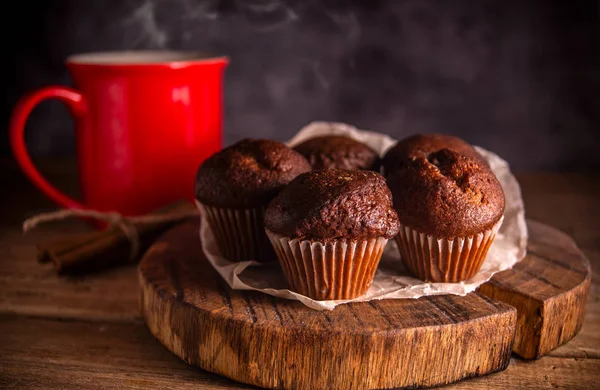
left=36, top=200, right=198, bottom=274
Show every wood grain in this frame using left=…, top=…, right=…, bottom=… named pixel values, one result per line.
left=0, top=161, right=599, bottom=390
left=447, top=356, right=600, bottom=390
left=479, top=220, right=591, bottom=359
left=2, top=315, right=598, bottom=390
left=0, top=227, right=141, bottom=323
left=139, top=221, right=517, bottom=390
left=0, top=315, right=247, bottom=390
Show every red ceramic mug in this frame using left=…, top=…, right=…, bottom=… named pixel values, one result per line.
left=10, top=51, right=228, bottom=216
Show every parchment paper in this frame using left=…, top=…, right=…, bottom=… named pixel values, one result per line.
left=198, top=121, right=528, bottom=310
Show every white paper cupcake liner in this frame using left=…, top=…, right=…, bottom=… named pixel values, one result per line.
left=196, top=202, right=274, bottom=263
left=395, top=217, right=504, bottom=283
left=266, top=230, right=388, bottom=300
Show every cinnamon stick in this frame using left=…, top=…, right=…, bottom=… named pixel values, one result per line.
left=36, top=200, right=198, bottom=275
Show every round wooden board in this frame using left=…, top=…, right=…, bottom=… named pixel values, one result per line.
left=478, top=220, right=591, bottom=359
left=138, top=220, right=590, bottom=390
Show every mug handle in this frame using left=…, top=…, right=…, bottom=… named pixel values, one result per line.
left=10, top=86, right=87, bottom=210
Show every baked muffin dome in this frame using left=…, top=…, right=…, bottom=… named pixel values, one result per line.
left=195, top=138, right=311, bottom=208
left=382, top=133, right=485, bottom=175
left=293, top=135, right=380, bottom=171
left=265, top=169, right=399, bottom=241
left=387, top=148, right=505, bottom=238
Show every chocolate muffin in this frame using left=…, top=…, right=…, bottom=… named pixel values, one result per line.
left=387, top=148, right=505, bottom=282
left=265, top=169, right=399, bottom=300
left=195, top=138, right=311, bottom=262
left=382, top=133, right=485, bottom=176
left=293, top=135, right=380, bottom=171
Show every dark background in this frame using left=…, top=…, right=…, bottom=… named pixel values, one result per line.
left=2, top=0, right=599, bottom=171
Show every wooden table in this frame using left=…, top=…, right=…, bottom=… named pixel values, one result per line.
left=1, top=158, right=599, bottom=389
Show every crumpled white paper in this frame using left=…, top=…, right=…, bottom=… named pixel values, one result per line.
left=198, top=121, right=528, bottom=310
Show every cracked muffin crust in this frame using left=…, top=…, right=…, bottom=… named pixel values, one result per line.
left=195, top=138, right=312, bottom=208
left=382, top=133, right=486, bottom=176
left=387, top=148, right=505, bottom=238
left=265, top=169, right=399, bottom=242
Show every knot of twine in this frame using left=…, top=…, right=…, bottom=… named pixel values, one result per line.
left=23, top=207, right=199, bottom=261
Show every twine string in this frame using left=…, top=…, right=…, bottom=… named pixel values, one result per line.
left=23, top=208, right=199, bottom=261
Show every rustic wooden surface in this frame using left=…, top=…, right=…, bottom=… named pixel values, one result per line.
left=479, top=220, right=591, bottom=359
left=139, top=221, right=516, bottom=389
left=0, top=159, right=599, bottom=389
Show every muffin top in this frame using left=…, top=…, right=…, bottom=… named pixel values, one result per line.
left=382, top=133, right=485, bottom=175
left=265, top=169, right=400, bottom=241
left=387, top=149, right=505, bottom=238
left=195, top=138, right=312, bottom=208
left=293, top=135, right=380, bottom=171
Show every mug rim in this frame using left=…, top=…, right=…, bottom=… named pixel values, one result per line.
left=66, top=50, right=229, bottom=68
